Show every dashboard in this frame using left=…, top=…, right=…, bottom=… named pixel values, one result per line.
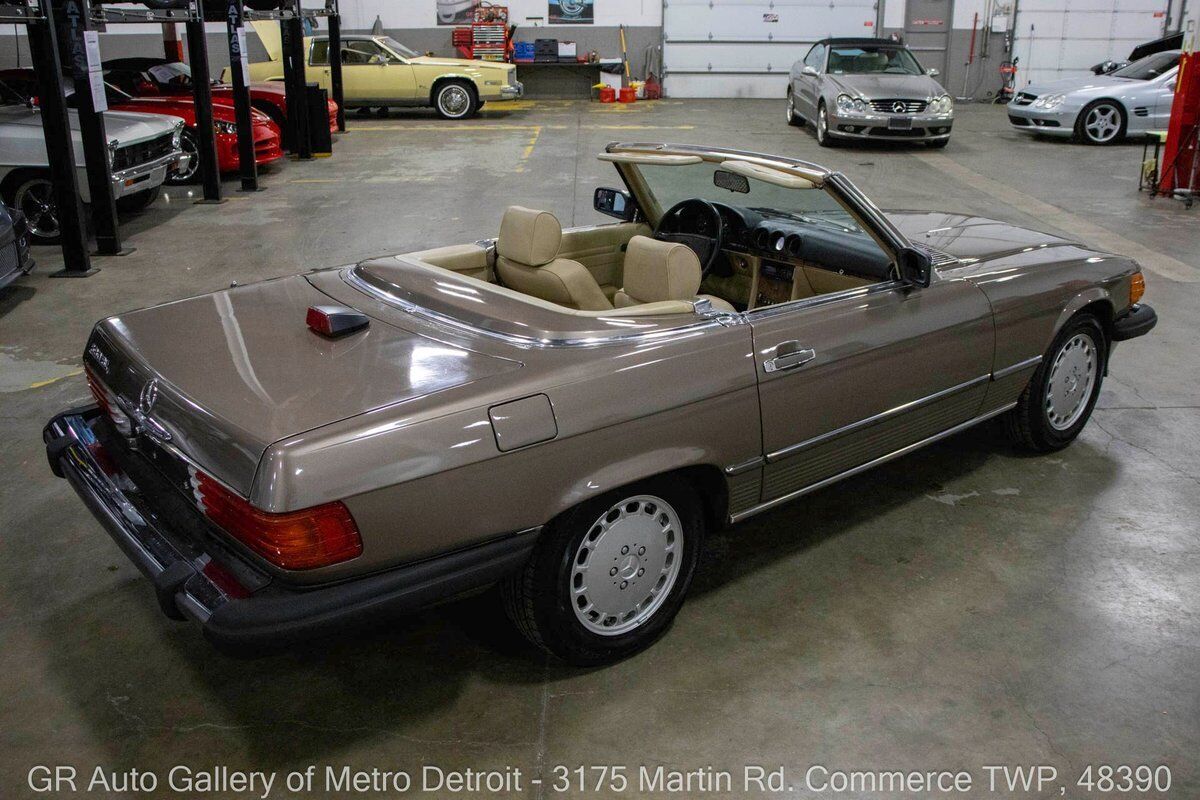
left=710, top=202, right=893, bottom=282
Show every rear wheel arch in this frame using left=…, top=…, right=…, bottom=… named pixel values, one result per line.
left=542, top=460, right=730, bottom=536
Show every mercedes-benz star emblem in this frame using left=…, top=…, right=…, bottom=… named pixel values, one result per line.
left=138, top=379, right=159, bottom=416
left=892, top=101, right=907, bottom=114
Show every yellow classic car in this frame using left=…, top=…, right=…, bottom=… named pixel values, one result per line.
left=239, top=25, right=522, bottom=119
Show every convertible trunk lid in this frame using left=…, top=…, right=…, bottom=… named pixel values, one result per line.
left=84, top=275, right=519, bottom=496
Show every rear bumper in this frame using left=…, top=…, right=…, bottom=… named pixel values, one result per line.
left=1112, top=303, right=1157, bottom=341
left=44, top=407, right=539, bottom=653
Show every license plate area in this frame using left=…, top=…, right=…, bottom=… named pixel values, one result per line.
left=888, top=116, right=913, bottom=130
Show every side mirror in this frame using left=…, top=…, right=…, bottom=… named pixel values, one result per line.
left=594, top=187, right=636, bottom=221
left=1166, top=80, right=1176, bottom=92
left=800, top=65, right=819, bottom=77
left=926, top=67, right=940, bottom=78
left=897, top=247, right=932, bottom=288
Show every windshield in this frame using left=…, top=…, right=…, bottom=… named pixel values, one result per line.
left=827, top=45, right=923, bottom=75
left=146, top=62, right=192, bottom=87
left=380, top=37, right=419, bottom=59
left=636, top=160, right=868, bottom=234
left=1111, top=51, right=1179, bottom=80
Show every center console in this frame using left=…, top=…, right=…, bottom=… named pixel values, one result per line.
left=755, top=260, right=795, bottom=307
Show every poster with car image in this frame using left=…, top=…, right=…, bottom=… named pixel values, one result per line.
left=549, top=0, right=594, bottom=24
left=437, top=0, right=479, bottom=25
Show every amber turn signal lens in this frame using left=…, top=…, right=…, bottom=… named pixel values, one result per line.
left=1130, top=273, right=1145, bottom=305
left=191, top=470, right=362, bottom=570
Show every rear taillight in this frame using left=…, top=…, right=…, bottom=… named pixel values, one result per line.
left=189, top=467, right=362, bottom=570
left=85, top=365, right=131, bottom=435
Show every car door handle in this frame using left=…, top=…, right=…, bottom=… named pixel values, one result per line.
left=763, top=341, right=816, bottom=373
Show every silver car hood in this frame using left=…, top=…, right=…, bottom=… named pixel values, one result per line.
left=826, top=73, right=945, bottom=99
left=1022, top=75, right=1139, bottom=96
left=0, top=106, right=179, bottom=145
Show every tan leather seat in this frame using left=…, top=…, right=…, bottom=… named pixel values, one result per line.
left=495, top=207, right=612, bottom=311
left=614, top=236, right=737, bottom=313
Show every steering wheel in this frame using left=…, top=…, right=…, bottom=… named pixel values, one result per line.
left=653, top=199, right=727, bottom=278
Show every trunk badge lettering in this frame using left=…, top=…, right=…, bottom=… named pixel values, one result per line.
left=87, top=344, right=109, bottom=373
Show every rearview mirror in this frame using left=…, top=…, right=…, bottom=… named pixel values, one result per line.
left=594, top=187, right=636, bottom=221
left=897, top=247, right=932, bottom=288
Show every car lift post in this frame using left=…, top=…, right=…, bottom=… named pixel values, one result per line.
left=58, top=0, right=128, bottom=256
left=185, top=7, right=222, bottom=203
left=24, top=0, right=95, bottom=275
left=226, top=0, right=260, bottom=191
left=327, top=0, right=344, bottom=132
left=280, top=6, right=312, bottom=160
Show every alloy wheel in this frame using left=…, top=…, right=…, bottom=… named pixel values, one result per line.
left=1083, top=104, right=1121, bottom=143
left=817, top=106, right=828, bottom=144
left=14, top=177, right=59, bottom=241
left=1045, top=332, right=1098, bottom=430
left=569, top=494, right=683, bottom=636
left=175, top=130, right=200, bottom=182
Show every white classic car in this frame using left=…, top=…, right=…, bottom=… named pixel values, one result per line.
left=0, top=82, right=189, bottom=244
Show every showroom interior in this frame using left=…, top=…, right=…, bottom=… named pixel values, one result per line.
left=1, top=0, right=1198, bottom=796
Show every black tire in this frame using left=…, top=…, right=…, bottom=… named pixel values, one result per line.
left=433, top=80, right=478, bottom=120
left=115, top=185, right=161, bottom=214
left=786, top=88, right=803, bottom=127
left=165, top=129, right=200, bottom=185
left=501, top=475, right=704, bottom=666
left=815, top=102, right=837, bottom=147
left=1074, top=100, right=1126, bottom=145
left=5, top=172, right=61, bottom=245
left=925, top=138, right=950, bottom=149
left=1005, top=312, right=1108, bottom=452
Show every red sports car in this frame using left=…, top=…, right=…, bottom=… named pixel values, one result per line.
left=102, top=58, right=340, bottom=138
left=0, top=69, right=283, bottom=184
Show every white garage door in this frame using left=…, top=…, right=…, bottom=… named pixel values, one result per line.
left=1012, top=0, right=1171, bottom=87
left=662, top=0, right=879, bottom=98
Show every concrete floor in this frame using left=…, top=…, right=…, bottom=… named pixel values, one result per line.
left=1, top=100, right=1197, bottom=799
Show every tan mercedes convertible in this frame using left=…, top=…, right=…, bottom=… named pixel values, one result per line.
left=45, top=144, right=1157, bottom=664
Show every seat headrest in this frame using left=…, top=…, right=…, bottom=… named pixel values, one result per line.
left=622, top=235, right=702, bottom=303
left=497, top=206, right=562, bottom=267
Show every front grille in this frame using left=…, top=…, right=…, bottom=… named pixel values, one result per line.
left=112, top=133, right=175, bottom=172
left=868, top=99, right=928, bottom=113
left=1013, top=92, right=1036, bottom=106
left=0, top=241, right=18, bottom=277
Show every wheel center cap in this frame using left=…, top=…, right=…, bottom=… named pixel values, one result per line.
left=619, top=555, right=640, bottom=580
left=1066, top=374, right=1079, bottom=394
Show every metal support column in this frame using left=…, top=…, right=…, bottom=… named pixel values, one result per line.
left=327, top=2, right=345, bottom=132
left=281, top=12, right=312, bottom=159
left=27, top=1, right=95, bottom=276
left=226, top=0, right=260, bottom=191
left=60, top=0, right=127, bottom=255
left=185, top=17, right=222, bottom=202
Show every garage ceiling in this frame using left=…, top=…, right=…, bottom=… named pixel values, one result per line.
left=662, top=0, right=879, bottom=98
left=1013, top=0, right=1172, bottom=86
